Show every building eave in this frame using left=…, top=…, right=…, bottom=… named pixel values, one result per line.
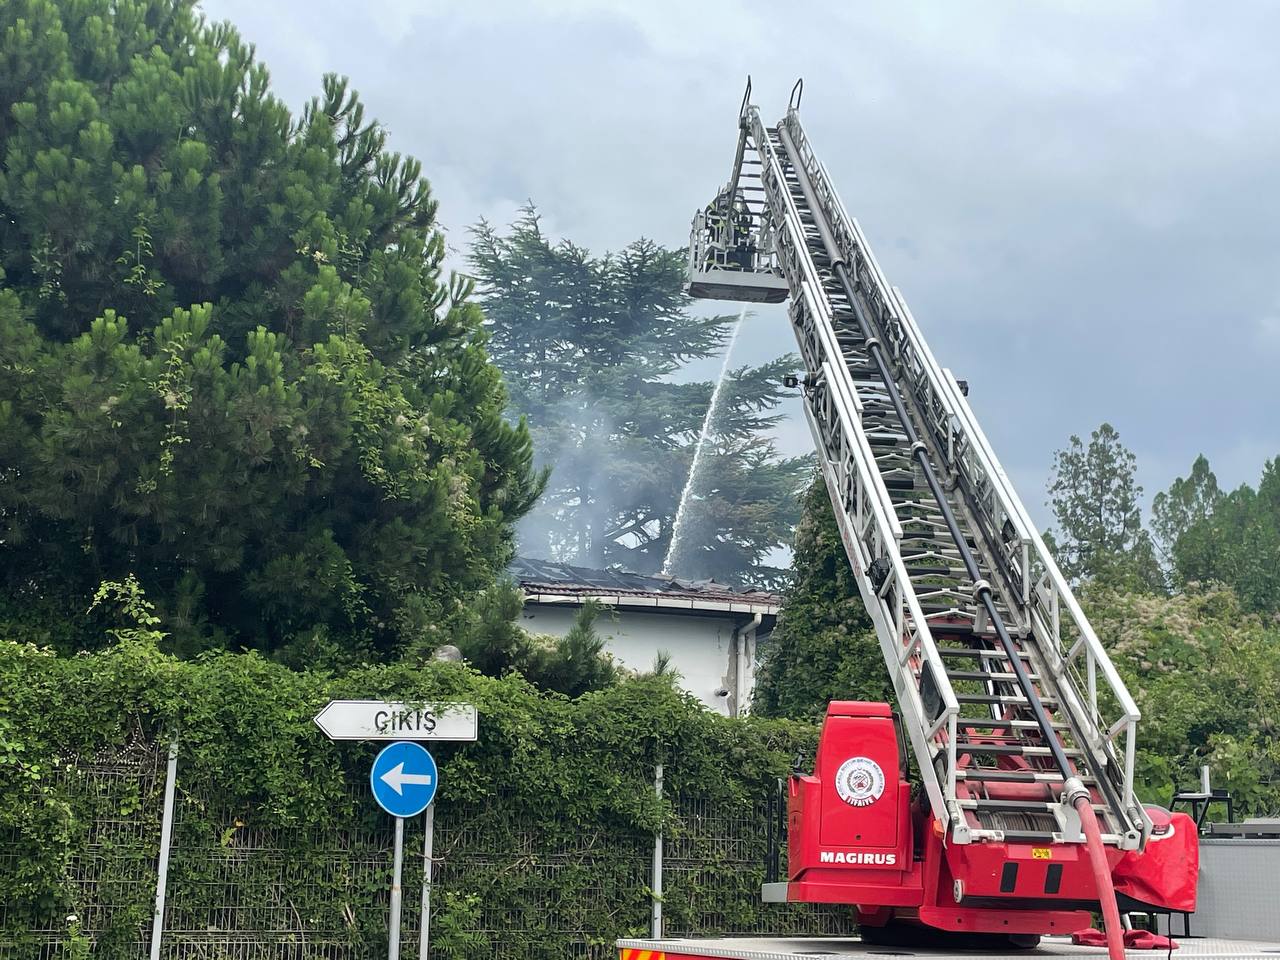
left=521, top=590, right=780, bottom=619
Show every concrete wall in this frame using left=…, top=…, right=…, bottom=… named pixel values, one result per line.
left=519, top=604, right=756, bottom=716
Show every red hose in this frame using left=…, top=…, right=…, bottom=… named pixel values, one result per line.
left=1076, top=796, right=1125, bottom=960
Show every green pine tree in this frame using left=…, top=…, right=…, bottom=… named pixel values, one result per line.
left=1046, top=423, right=1164, bottom=592
left=0, top=0, right=542, bottom=658
left=468, top=207, right=809, bottom=588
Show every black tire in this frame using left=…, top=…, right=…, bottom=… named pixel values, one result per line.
left=855, top=923, right=900, bottom=946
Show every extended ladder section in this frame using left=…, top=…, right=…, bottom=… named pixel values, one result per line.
left=687, top=89, right=1148, bottom=851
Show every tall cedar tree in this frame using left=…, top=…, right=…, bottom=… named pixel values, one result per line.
left=469, top=208, right=809, bottom=588
left=0, top=0, right=541, bottom=658
left=1047, top=423, right=1163, bottom=592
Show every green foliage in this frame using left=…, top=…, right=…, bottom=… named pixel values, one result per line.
left=443, top=580, right=617, bottom=697
left=1160, top=455, right=1280, bottom=616
left=1047, top=423, right=1164, bottom=591
left=1151, top=454, right=1222, bottom=563
left=88, top=574, right=165, bottom=645
left=469, top=207, right=809, bottom=587
left=754, top=478, right=890, bottom=720
left=0, top=0, right=541, bottom=659
left=519, top=599, right=619, bottom=698
left=445, top=577, right=532, bottom=679
left=0, top=632, right=818, bottom=956
left=1085, top=584, right=1280, bottom=812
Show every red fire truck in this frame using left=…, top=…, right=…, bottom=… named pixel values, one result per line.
left=622, top=80, right=1216, bottom=960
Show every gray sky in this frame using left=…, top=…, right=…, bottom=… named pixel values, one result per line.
left=202, top=0, right=1280, bottom=530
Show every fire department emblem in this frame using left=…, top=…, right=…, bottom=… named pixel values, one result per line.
left=835, top=756, right=885, bottom=807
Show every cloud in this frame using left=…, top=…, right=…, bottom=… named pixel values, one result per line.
left=1259, top=307, right=1280, bottom=344
left=203, top=0, right=1280, bottom=515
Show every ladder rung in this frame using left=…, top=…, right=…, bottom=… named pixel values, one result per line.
left=973, top=828, right=1058, bottom=843
left=904, top=564, right=964, bottom=578
left=920, top=601, right=984, bottom=616
left=864, top=438, right=909, bottom=452
left=937, top=646, right=1033, bottom=660
left=958, top=718, right=1070, bottom=732
left=957, top=769, right=1096, bottom=785
left=955, top=742, right=1083, bottom=758
left=945, top=669, right=1042, bottom=683
left=968, top=828, right=1125, bottom=846
left=962, top=798, right=1057, bottom=810
left=956, top=693, right=1059, bottom=706
left=960, top=798, right=1108, bottom=813
left=901, top=548, right=962, bottom=561
left=843, top=364, right=880, bottom=379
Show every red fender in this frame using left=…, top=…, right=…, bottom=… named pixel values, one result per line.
left=1112, top=806, right=1198, bottom=913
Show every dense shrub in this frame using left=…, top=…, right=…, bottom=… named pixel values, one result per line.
left=0, top=0, right=541, bottom=658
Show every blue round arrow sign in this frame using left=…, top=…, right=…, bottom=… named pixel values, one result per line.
left=370, top=741, right=438, bottom=818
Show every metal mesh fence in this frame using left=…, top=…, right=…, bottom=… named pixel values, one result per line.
left=0, top=739, right=855, bottom=958
left=0, top=733, right=166, bottom=958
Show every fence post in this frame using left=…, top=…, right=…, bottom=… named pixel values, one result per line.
left=149, top=735, right=179, bottom=960
left=651, top=763, right=663, bottom=939
left=418, top=803, right=435, bottom=960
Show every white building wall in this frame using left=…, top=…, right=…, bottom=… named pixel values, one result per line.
left=519, top=604, right=749, bottom=715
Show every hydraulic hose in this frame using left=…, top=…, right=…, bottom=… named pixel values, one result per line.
left=775, top=118, right=1127, bottom=956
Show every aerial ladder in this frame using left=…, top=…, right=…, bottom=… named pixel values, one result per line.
left=684, top=80, right=1196, bottom=955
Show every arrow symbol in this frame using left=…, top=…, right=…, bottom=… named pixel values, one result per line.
left=380, top=762, right=433, bottom=795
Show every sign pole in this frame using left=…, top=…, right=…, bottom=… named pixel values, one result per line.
left=389, top=816, right=405, bottom=960
left=371, top=740, right=437, bottom=960
left=320, top=712, right=467, bottom=960
left=418, top=803, right=435, bottom=960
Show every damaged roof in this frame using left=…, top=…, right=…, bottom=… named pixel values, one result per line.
left=509, top=557, right=781, bottom=617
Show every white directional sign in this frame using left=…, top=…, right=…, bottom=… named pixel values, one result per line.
left=312, top=700, right=477, bottom=742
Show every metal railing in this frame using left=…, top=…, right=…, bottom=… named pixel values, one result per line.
left=685, top=141, right=790, bottom=303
